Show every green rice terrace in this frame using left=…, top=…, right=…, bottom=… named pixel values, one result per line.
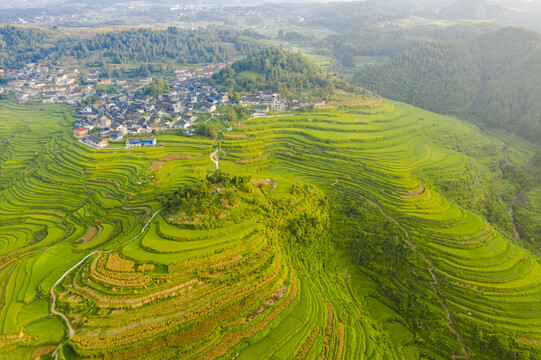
left=1, top=97, right=541, bottom=359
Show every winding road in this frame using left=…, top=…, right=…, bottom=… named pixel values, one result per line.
left=50, top=210, right=161, bottom=359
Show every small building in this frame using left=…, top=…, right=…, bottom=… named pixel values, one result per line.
left=74, top=127, right=88, bottom=137
left=254, top=106, right=269, bottom=117
left=98, top=78, right=112, bottom=85
left=130, top=124, right=143, bottom=135
left=140, top=77, right=153, bottom=85
left=109, top=130, right=124, bottom=140
left=94, top=129, right=109, bottom=138
left=126, top=138, right=142, bottom=148
left=100, top=118, right=112, bottom=128
left=86, top=135, right=108, bottom=148
left=271, top=100, right=285, bottom=111
left=311, top=99, right=326, bottom=107
left=142, top=136, right=156, bottom=146
left=202, top=103, right=216, bottom=113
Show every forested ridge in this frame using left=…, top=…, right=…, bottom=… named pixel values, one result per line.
left=357, top=27, right=541, bottom=144
left=0, top=25, right=262, bottom=68
left=0, top=25, right=58, bottom=68
left=65, top=27, right=262, bottom=65
left=321, top=23, right=498, bottom=67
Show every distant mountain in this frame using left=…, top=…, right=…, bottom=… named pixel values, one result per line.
left=434, top=0, right=541, bottom=32
left=437, top=0, right=511, bottom=22
left=357, top=27, right=541, bottom=144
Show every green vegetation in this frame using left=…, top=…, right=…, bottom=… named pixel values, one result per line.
left=144, top=78, right=170, bottom=97
left=66, top=27, right=262, bottom=65
left=357, top=27, right=541, bottom=144
left=0, top=25, right=60, bottom=68
left=321, top=23, right=498, bottom=68
left=193, top=122, right=217, bottom=139
left=1, top=85, right=541, bottom=359
left=0, top=25, right=262, bottom=69
left=211, top=47, right=337, bottom=97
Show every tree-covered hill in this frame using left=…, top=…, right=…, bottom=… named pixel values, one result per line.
left=211, top=47, right=347, bottom=97
left=322, top=22, right=498, bottom=67
left=0, top=25, right=59, bottom=68
left=62, top=27, right=263, bottom=65
left=357, top=27, right=541, bottom=144
left=0, top=25, right=263, bottom=69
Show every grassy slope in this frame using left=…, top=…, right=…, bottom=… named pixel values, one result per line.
left=0, top=98, right=539, bottom=359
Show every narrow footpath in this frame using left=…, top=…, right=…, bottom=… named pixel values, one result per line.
left=50, top=210, right=161, bottom=359
left=211, top=148, right=219, bottom=170
left=331, top=179, right=470, bottom=359
left=509, top=196, right=521, bottom=240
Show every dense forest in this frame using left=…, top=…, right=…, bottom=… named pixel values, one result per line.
left=211, top=47, right=337, bottom=97
left=357, top=27, right=541, bottom=144
left=321, top=23, right=498, bottom=67
left=0, top=25, right=263, bottom=69
left=0, top=25, right=58, bottom=68
left=63, top=27, right=263, bottom=65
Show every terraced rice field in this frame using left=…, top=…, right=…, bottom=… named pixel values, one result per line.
left=0, top=99, right=540, bottom=359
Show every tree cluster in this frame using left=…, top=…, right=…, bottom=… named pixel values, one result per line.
left=144, top=79, right=170, bottom=97
left=322, top=23, right=497, bottom=67
left=193, top=123, right=217, bottom=139
left=67, top=28, right=261, bottom=65
left=0, top=25, right=56, bottom=68
left=211, top=47, right=335, bottom=97
left=224, top=105, right=249, bottom=123
left=0, top=26, right=262, bottom=69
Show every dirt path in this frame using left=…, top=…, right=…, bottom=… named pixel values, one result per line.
left=331, top=180, right=470, bottom=359
left=509, top=196, right=521, bottom=240
left=211, top=148, right=219, bottom=170
left=370, top=201, right=470, bottom=359
left=50, top=210, right=161, bottom=359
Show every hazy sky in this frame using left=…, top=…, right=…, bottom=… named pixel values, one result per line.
left=3, top=0, right=541, bottom=10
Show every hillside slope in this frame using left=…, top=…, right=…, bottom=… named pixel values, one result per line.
left=1, top=96, right=541, bottom=359
left=211, top=47, right=341, bottom=97
left=357, top=27, right=541, bottom=144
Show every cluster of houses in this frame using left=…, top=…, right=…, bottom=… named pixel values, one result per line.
left=2, top=64, right=93, bottom=105
left=74, top=126, right=156, bottom=149
left=1, top=63, right=224, bottom=107
left=72, top=76, right=233, bottom=148
left=1, top=62, right=327, bottom=151
left=12, top=12, right=94, bottom=25
left=239, top=90, right=325, bottom=114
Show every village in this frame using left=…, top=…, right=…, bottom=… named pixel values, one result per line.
left=1, top=63, right=325, bottom=149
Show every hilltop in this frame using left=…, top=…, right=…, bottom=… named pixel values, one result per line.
left=357, top=27, right=541, bottom=144
left=211, top=47, right=347, bottom=98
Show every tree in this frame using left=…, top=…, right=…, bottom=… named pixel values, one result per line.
left=229, top=90, right=240, bottom=103
left=77, top=71, right=87, bottom=85
left=194, top=167, right=207, bottom=182
left=194, top=123, right=217, bottom=139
